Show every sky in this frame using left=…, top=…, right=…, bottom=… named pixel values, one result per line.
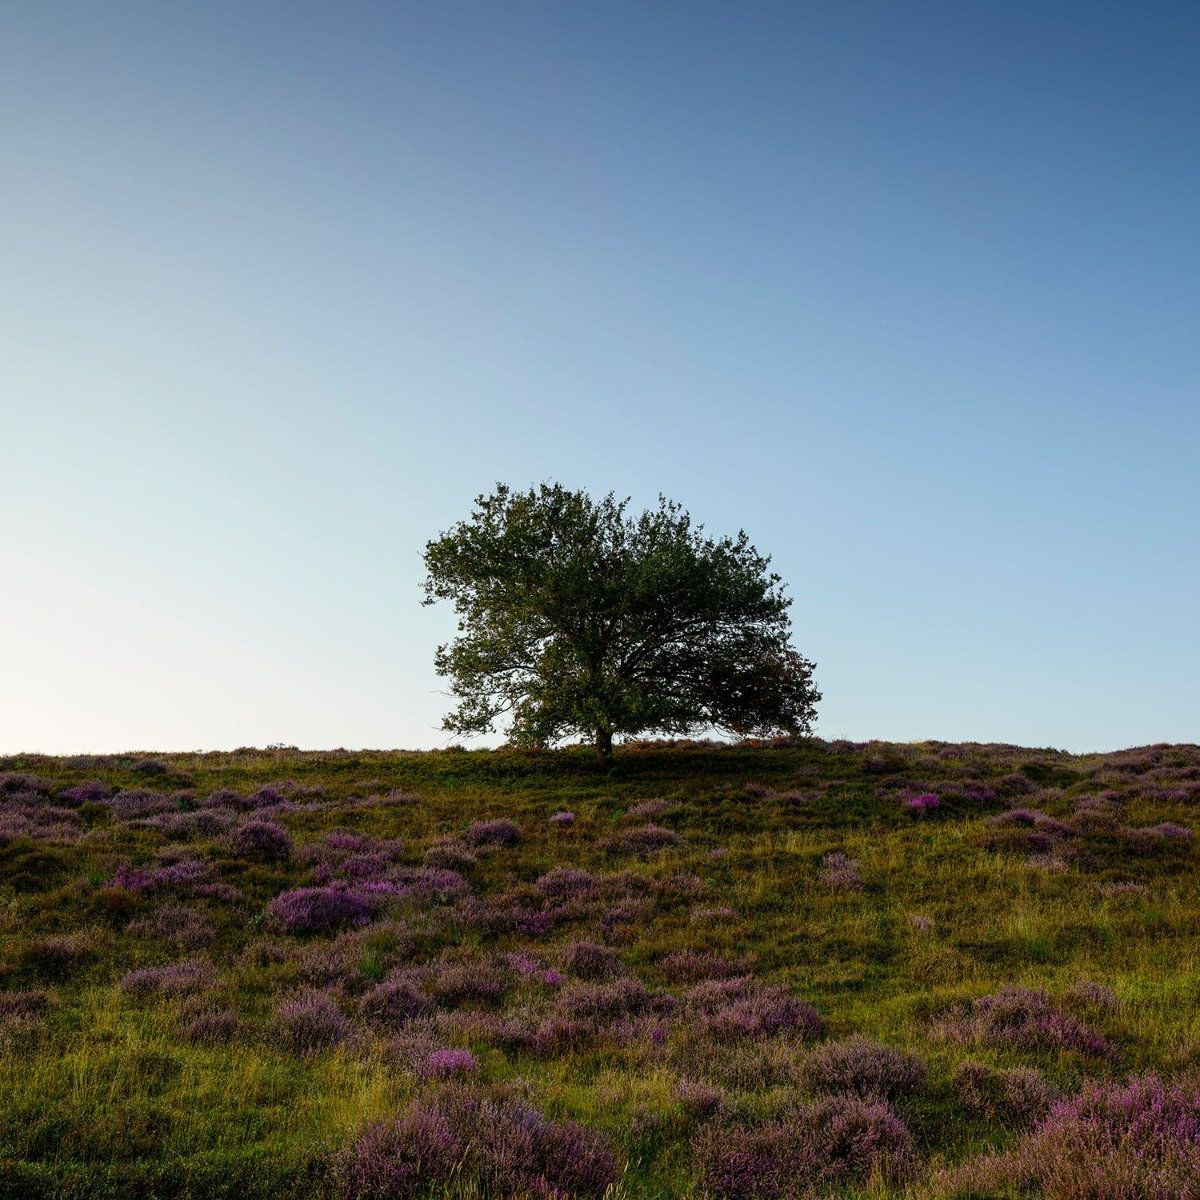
left=3, top=1, right=1199, bottom=754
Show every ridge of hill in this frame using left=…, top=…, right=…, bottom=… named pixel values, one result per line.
left=2, top=739, right=1199, bottom=1198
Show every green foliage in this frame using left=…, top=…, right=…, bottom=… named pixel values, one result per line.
left=423, top=484, right=820, bottom=756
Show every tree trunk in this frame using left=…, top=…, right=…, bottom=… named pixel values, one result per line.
left=595, top=727, right=613, bottom=765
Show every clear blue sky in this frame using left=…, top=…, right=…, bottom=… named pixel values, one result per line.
left=4, top=1, right=1198, bottom=753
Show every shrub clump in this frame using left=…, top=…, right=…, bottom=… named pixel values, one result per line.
left=335, top=1084, right=619, bottom=1199
left=266, top=885, right=381, bottom=935
left=934, top=986, right=1110, bottom=1056
left=694, top=1095, right=915, bottom=1199
left=231, top=819, right=294, bottom=862
left=465, top=819, right=522, bottom=848
left=274, top=988, right=351, bottom=1051
left=950, top=1060, right=1059, bottom=1127
left=941, top=1073, right=1200, bottom=1198
left=803, top=1037, right=926, bottom=1100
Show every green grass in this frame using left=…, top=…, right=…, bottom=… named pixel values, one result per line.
left=1, top=738, right=1198, bottom=1197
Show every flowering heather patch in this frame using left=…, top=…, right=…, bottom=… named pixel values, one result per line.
left=1064, top=979, right=1119, bottom=1011
left=58, top=780, right=112, bottom=803
left=109, top=857, right=211, bottom=894
left=1101, top=880, right=1149, bottom=896
left=176, top=1004, right=240, bottom=1044
left=628, top=797, right=669, bottom=818
left=950, top=1060, right=1059, bottom=1126
left=934, top=986, right=1110, bottom=1056
left=274, top=988, right=351, bottom=1051
left=901, top=790, right=940, bottom=814
left=818, top=850, right=863, bottom=890
left=120, top=958, right=214, bottom=998
left=658, top=950, right=751, bottom=984
left=691, top=905, right=737, bottom=923
left=105, top=789, right=177, bottom=820
left=675, top=1077, right=728, bottom=1118
left=549, top=809, right=576, bottom=825
left=337, top=1085, right=619, bottom=1200
left=266, top=885, right=380, bottom=934
left=942, top=1073, right=1200, bottom=1199
left=0, top=989, right=51, bottom=1021
left=358, top=972, right=435, bottom=1029
left=605, top=823, right=684, bottom=856
left=908, top=913, right=934, bottom=933
left=559, top=940, right=624, bottom=979
left=803, top=1036, right=926, bottom=1100
left=556, top=976, right=660, bottom=1022
left=388, top=867, right=471, bottom=903
left=0, top=772, right=52, bottom=796
left=694, top=1095, right=914, bottom=1199
left=684, top=977, right=823, bottom=1042
left=142, top=809, right=236, bottom=839
left=231, top=818, right=293, bottom=862
left=422, top=839, right=477, bottom=870
left=429, top=961, right=508, bottom=1008
left=22, top=931, right=100, bottom=980
left=1151, top=820, right=1193, bottom=839
left=534, top=865, right=596, bottom=898
left=415, top=1047, right=478, bottom=1078
left=201, top=787, right=248, bottom=810
left=464, top=818, right=522, bottom=847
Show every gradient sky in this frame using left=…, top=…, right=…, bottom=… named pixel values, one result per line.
left=4, top=2, right=1199, bottom=754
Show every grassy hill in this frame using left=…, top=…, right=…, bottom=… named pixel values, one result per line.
left=2, top=739, right=1199, bottom=1198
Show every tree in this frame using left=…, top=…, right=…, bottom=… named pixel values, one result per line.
left=422, top=483, right=820, bottom=762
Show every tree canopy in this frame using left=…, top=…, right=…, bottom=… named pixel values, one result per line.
left=422, top=483, right=820, bottom=760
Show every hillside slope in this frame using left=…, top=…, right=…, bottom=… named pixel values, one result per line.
left=2, top=739, right=1199, bottom=1198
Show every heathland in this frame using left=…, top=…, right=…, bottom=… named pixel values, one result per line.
left=2, top=739, right=1199, bottom=1198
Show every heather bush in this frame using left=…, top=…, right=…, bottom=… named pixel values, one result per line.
left=335, top=1106, right=459, bottom=1199
left=658, top=950, right=750, bottom=984
left=556, top=976, right=660, bottom=1021
left=58, top=780, right=112, bottom=803
left=109, top=857, right=211, bottom=894
left=534, top=865, right=597, bottom=899
left=422, top=838, right=477, bottom=870
left=628, top=798, right=669, bottom=818
left=106, top=789, right=177, bottom=820
left=941, top=1073, right=1200, bottom=1199
left=464, top=818, right=522, bottom=847
left=1064, top=979, right=1119, bottom=1011
left=549, top=809, right=576, bottom=825
left=688, top=979, right=822, bottom=1042
left=358, top=971, right=435, bottom=1029
left=120, top=958, right=214, bottom=998
left=694, top=1095, right=914, bottom=1199
left=21, top=931, right=100, bottom=980
left=560, top=940, right=624, bottom=980
left=605, top=823, right=684, bottom=856
left=230, top=818, right=293, bottom=862
left=274, top=988, right=351, bottom=1051
left=415, top=1047, right=478, bottom=1079
left=128, top=904, right=217, bottom=952
left=950, top=1060, right=1059, bottom=1126
left=803, top=1036, right=926, bottom=1100
left=817, top=851, right=863, bottom=890
left=429, top=960, right=508, bottom=1008
left=266, top=885, right=380, bottom=934
left=935, top=986, right=1110, bottom=1056
left=336, top=1085, right=619, bottom=1199
left=901, top=790, right=941, bottom=814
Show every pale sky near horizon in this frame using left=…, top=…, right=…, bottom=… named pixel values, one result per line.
left=4, top=2, right=1200, bottom=755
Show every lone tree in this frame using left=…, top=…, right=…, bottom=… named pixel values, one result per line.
left=422, top=483, right=820, bottom=762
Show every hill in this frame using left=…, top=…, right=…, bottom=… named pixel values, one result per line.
left=2, top=739, right=1199, bottom=1198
